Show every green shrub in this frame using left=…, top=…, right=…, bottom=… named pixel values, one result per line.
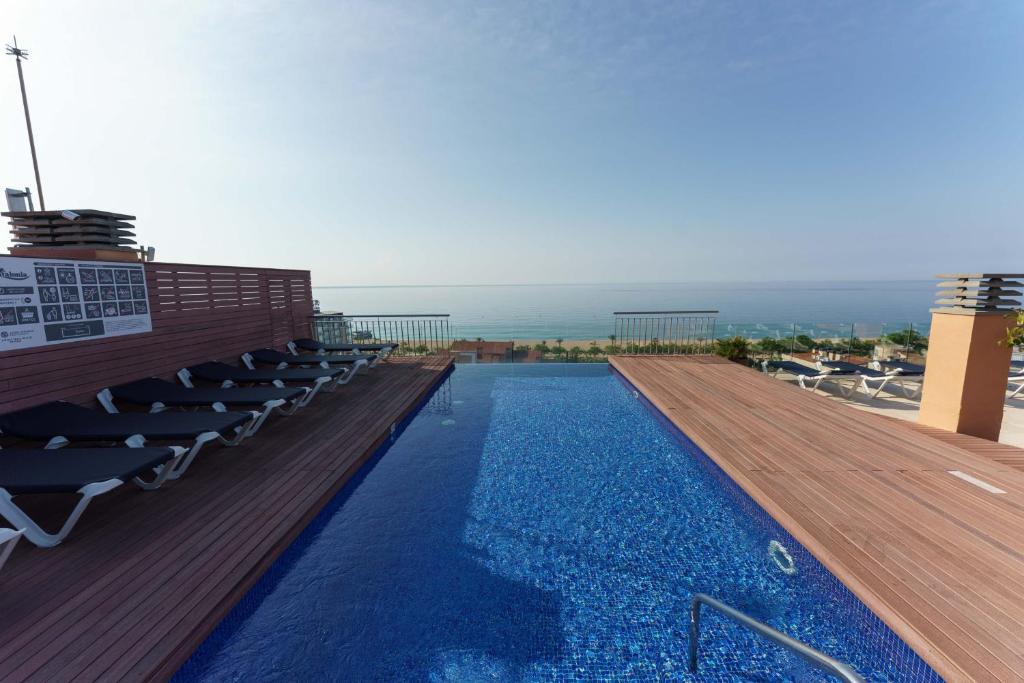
left=714, top=336, right=750, bottom=361
left=885, top=328, right=928, bottom=351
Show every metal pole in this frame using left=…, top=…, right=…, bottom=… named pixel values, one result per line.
left=6, top=39, right=45, bottom=209
left=688, top=594, right=865, bottom=682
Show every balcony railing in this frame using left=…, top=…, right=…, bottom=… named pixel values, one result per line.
left=312, top=313, right=451, bottom=356
left=612, top=310, right=718, bottom=355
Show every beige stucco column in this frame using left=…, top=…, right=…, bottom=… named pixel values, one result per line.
left=918, top=274, right=1021, bottom=441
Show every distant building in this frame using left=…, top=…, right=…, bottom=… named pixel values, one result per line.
left=451, top=340, right=514, bottom=363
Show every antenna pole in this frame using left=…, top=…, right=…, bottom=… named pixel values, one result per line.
left=6, top=37, right=45, bottom=210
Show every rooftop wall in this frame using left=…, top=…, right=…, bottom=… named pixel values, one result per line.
left=0, top=258, right=313, bottom=413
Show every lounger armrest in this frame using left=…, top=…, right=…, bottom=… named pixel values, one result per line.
left=96, top=388, right=119, bottom=414
left=0, top=528, right=23, bottom=572
left=78, top=479, right=123, bottom=497
left=240, top=353, right=256, bottom=370
left=176, top=368, right=195, bottom=388
left=44, top=436, right=70, bottom=450
left=0, top=528, right=23, bottom=544
left=124, top=433, right=147, bottom=447
left=286, top=341, right=299, bottom=356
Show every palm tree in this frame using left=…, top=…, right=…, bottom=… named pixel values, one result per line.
left=608, top=334, right=616, bottom=344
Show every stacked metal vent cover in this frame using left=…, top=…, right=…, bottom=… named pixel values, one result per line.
left=935, top=273, right=1024, bottom=312
left=3, top=209, right=137, bottom=252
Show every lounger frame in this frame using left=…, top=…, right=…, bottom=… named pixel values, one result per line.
left=41, top=397, right=249, bottom=483
left=177, top=367, right=330, bottom=407
left=288, top=339, right=393, bottom=363
left=97, top=387, right=293, bottom=438
left=0, top=528, right=22, bottom=573
left=865, top=362, right=924, bottom=399
left=1009, top=369, right=1024, bottom=399
left=239, top=353, right=366, bottom=386
left=761, top=360, right=859, bottom=396
left=0, top=443, right=188, bottom=547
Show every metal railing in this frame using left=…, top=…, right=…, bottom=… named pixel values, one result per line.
left=743, top=322, right=929, bottom=365
left=612, top=310, right=718, bottom=355
left=689, top=593, right=865, bottom=682
left=312, top=313, right=451, bottom=356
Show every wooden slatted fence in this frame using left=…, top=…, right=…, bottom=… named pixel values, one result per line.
left=0, top=258, right=313, bottom=414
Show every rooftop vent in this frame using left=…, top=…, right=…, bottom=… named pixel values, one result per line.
left=934, top=274, right=1024, bottom=313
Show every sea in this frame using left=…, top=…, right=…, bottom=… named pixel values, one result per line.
left=312, top=281, right=936, bottom=341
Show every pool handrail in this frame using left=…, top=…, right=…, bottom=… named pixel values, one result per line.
left=688, top=592, right=866, bottom=682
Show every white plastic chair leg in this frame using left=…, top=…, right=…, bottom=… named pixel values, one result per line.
left=0, top=528, right=23, bottom=572
left=278, top=390, right=309, bottom=415
left=300, top=376, right=332, bottom=403
left=130, top=446, right=189, bottom=490
left=0, top=481, right=121, bottom=548
left=165, top=432, right=221, bottom=480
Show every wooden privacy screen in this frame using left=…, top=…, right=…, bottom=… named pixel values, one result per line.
left=0, top=259, right=314, bottom=414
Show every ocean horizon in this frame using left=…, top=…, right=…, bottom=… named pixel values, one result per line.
left=312, top=280, right=936, bottom=341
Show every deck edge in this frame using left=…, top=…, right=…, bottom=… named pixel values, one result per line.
left=151, top=358, right=454, bottom=682
left=607, top=356, right=962, bottom=681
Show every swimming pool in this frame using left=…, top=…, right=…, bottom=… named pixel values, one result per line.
left=176, top=364, right=939, bottom=681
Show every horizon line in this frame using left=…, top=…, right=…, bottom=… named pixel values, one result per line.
left=312, top=278, right=936, bottom=289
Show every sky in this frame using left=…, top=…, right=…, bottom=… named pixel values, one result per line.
left=2, top=1, right=1022, bottom=286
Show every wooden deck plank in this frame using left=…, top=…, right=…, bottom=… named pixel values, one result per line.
left=0, top=354, right=452, bottom=682
left=609, top=355, right=1024, bottom=682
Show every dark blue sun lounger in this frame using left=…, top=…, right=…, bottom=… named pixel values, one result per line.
left=99, top=378, right=309, bottom=437
left=876, top=360, right=926, bottom=375
left=818, top=360, right=921, bottom=398
left=762, top=360, right=864, bottom=396
left=0, top=446, right=185, bottom=547
left=242, top=348, right=372, bottom=377
left=0, top=401, right=252, bottom=482
left=179, top=361, right=344, bottom=403
left=1009, top=365, right=1024, bottom=399
left=290, top=337, right=395, bottom=358
left=762, top=360, right=816, bottom=377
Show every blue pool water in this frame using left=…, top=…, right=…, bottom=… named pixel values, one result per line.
left=176, top=364, right=939, bottom=682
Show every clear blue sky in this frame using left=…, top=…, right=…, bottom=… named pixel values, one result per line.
left=3, top=1, right=1022, bottom=285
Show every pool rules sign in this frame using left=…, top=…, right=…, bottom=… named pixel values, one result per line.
left=0, top=256, right=152, bottom=351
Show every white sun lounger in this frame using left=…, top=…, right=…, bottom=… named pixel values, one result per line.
left=1009, top=365, right=1024, bottom=399
left=0, top=445, right=187, bottom=547
left=761, top=360, right=860, bottom=396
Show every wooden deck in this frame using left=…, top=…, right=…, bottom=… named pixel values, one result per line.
left=0, top=354, right=452, bottom=682
left=609, top=355, right=1024, bottom=682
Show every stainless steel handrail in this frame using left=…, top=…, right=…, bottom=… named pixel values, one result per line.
left=311, top=313, right=451, bottom=356
left=612, top=310, right=719, bottom=315
left=318, top=313, right=451, bottom=318
left=688, top=593, right=865, bottom=682
left=612, top=310, right=718, bottom=355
